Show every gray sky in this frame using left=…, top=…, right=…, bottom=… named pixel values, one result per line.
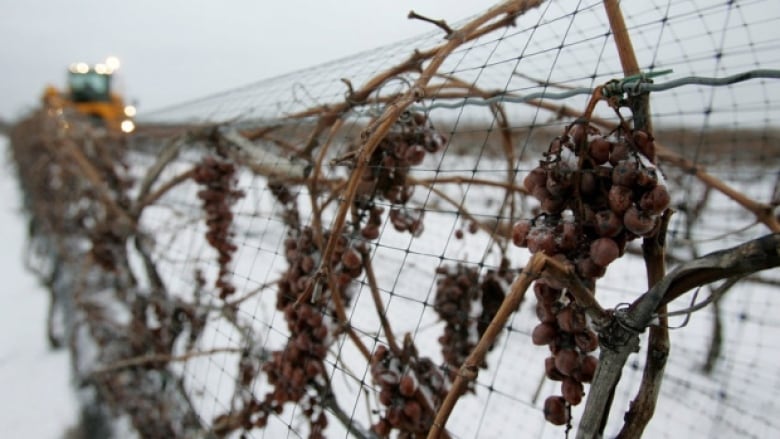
left=0, top=1, right=496, bottom=121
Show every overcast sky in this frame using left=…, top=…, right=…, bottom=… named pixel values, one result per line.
left=0, top=1, right=497, bottom=121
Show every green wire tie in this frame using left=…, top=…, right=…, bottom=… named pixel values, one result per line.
left=603, top=69, right=673, bottom=97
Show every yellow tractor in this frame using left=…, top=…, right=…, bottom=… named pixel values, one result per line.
left=43, top=56, right=136, bottom=133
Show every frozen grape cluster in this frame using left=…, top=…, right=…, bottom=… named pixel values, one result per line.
left=277, top=226, right=365, bottom=310
left=355, top=111, right=446, bottom=239
left=214, top=226, right=367, bottom=437
left=433, top=260, right=515, bottom=382
left=193, top=156, right=245, bottom=299
left=533, top=281, right=599, bottom=425
left=512, top=122, right=670, bottom=425
left=369, top=344, right=447, bottom=437
left=434, top=264, right=481, bottom=378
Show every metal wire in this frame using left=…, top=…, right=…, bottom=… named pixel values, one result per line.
left=413, top=69, right=780, bottom=111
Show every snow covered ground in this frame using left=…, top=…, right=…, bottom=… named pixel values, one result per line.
left=0, top=135, right=77, bottom=438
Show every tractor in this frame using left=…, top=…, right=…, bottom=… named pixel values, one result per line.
left=43, top=56, right=135, bottom=133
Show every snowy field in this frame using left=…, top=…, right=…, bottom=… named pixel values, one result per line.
left=0, top=135, right=77, bottom=437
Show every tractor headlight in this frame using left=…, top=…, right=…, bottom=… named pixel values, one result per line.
left=124, top=105, right=137, bottom=117
left=120, top=119, right=135, bottom=133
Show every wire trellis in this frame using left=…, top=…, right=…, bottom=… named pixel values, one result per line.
left=7, top=1, right=780, bottom=439
left=412, top=68, right=780, bottom=111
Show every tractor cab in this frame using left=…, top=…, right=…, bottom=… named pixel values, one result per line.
left=68, top=68, right=112, bottom=103
left=44, top=57, right=136, bottom=133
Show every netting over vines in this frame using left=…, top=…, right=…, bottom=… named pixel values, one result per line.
left=8, top=1, right=780, bottom=438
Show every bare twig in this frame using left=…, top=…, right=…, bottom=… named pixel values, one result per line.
left=659, top=276, right=741, bottom=320
left=604, top=0, right=639, bottom=77
left=408, top=10, right=454, bottom=37
left=513, top=71, right=580, bottom=90
left=701, top=277, right=740, bottom=373
left=137, top=168, right=196, bottom=210
left=92, top=347, right=244, bottom=374
left=315, top=379, right=375, bottom=439
left=134, top=135, right=187, bottom=214
left=655, top=143, right=780, bottom=232
left=603, top=0, right=651, bottom=131
left=226, top=278, right=281, bottom=308
left=309, top=118, right=346, bottom=249
left=360, top=247, right=402, bottom=355
left=617, top=211, right=672, bottom=438
left=408, top=176, right=508, bottom=244
left=325, top=272, right=373, bottom=362
left=413, top=175, right=528, bottom=195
